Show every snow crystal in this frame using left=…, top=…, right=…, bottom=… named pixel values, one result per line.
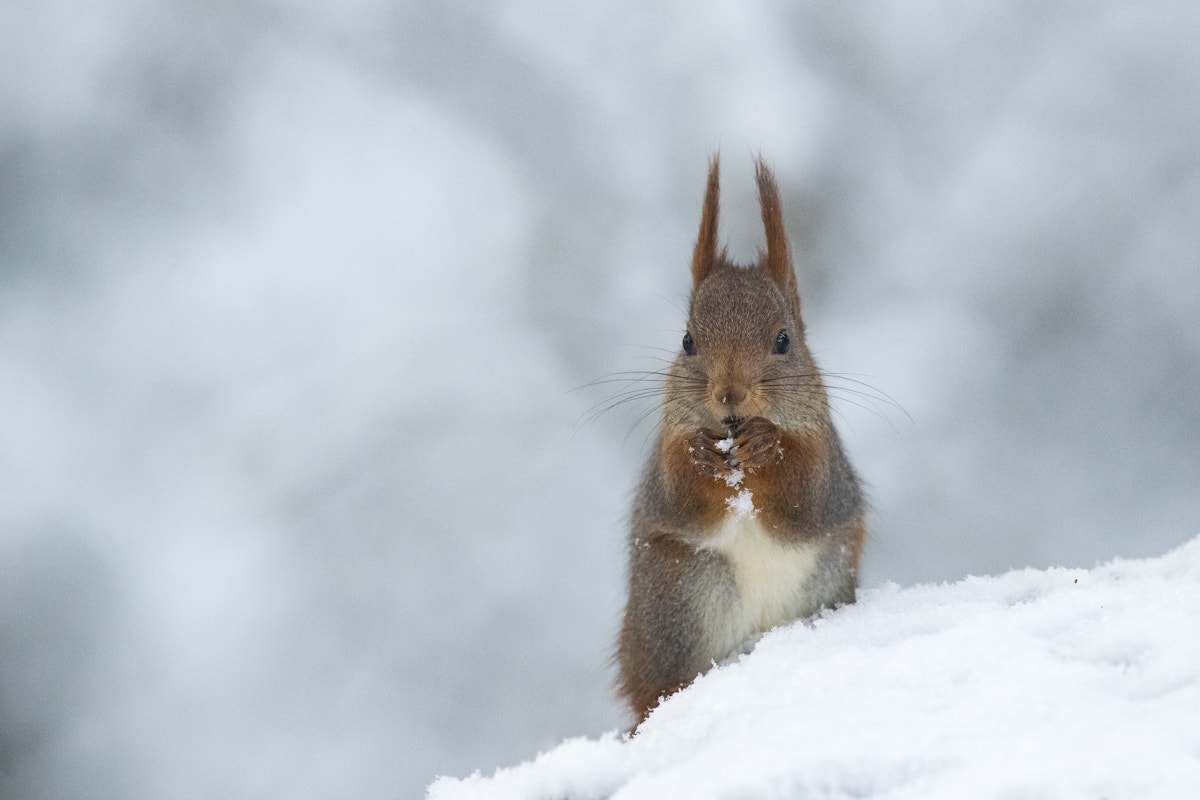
left=725, top=488, right=755, bottom=518
left=720, top=468, right=745, bottom=488
left=427, top=535, right=1200, bottom=799
left=715, top=437, right=735, bottom=454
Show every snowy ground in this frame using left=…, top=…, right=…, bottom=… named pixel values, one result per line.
left=3, top=2, right=1200, bottom=798
left=430, top=535, right=1200, bottom=799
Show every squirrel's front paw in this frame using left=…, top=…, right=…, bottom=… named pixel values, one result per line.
left=730, top=416, right=781, bottom=470
left=687, top=427, right=734, bottom=476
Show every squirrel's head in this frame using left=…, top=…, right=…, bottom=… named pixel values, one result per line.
left=664, top=157, right=828, bottom=432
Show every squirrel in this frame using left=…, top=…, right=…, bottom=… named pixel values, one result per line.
left=616, top=156, right=867, bottom=727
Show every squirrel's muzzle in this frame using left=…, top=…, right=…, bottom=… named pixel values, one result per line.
left=712, top=383, right=748, bottom=418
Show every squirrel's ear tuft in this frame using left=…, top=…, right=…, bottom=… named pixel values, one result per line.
left=691, top=155, right=721, bottom=290
left=756, top=157, right=800, bottom=314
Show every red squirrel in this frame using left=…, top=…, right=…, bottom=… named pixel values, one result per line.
left=616, top=157, right=867, bottom=726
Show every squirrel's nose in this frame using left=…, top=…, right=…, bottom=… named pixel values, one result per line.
left=715, top=385, right=747, bottom=408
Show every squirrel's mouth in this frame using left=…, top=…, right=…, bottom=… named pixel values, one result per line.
left=721, top=415, right=745, bottom=429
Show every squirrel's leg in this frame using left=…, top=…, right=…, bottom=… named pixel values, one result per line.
left=617, top=533, right=730, bottom=725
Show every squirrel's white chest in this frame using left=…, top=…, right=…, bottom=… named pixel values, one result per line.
left=698, top=508, right=821, bottom=659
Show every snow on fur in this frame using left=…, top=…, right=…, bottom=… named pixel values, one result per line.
left=429, top=535, right=1200, bottom=799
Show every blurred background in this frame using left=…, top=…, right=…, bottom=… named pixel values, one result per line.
left=2, top=1, right=1198, bottom=797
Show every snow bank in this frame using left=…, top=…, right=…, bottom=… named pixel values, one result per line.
left=429, top=535, right=1200, bottom=799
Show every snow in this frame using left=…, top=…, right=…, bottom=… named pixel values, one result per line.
left=429, top=535, right=1200, bottom=799
left=716, top=438, right=748, bottom=492
left=725, top=488, right=755, bottom=517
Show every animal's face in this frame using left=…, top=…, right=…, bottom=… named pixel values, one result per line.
left=665, top=264, right=822, bottom=430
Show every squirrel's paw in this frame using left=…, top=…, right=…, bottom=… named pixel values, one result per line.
left=730, top=416, right=781, bottom=470
left=687, top=427, right=735, bottom=476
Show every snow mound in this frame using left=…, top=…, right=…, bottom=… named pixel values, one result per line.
left=428, top=535, right=1200, bottom=799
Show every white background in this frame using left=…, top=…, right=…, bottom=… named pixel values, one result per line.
left=2, top=2, right=1198, bottom=797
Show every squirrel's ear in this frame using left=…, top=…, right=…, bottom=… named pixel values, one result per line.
left=756, top=157, right=800, bottom=313
left=691, top=155, right=721, bottom=289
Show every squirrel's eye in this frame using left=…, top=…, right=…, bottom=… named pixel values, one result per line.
left=773, top=329, right=790, bottom=355
left=682, top=331, right=696, bottom=356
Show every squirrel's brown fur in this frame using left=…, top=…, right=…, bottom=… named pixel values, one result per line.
left=616, top=156, right=866, bottom=727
